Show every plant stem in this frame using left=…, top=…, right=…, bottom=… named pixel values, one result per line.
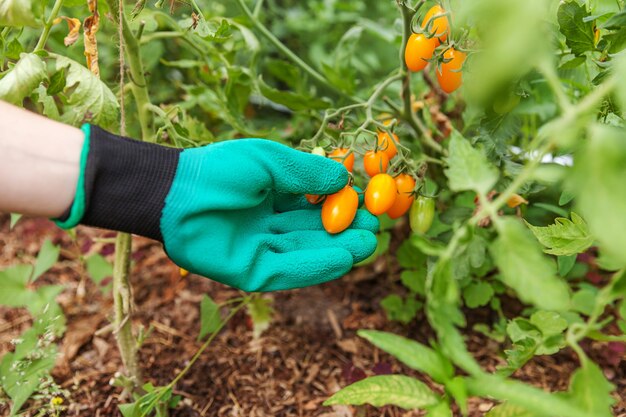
left=34, top=0, right=65, bottom=51
left=233, top=0, right=358, bottom=102
left=112, top=232, right=140, bottom=384
left=105, top=0, right=154, bottom=142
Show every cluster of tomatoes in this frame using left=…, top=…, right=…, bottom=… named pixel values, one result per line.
left=404, top=4, right=466, bottom=94
left=307, top=131, right=434, bottom=235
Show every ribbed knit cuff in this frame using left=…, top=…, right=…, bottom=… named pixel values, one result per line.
left=56, top=125, right=182, bottom=241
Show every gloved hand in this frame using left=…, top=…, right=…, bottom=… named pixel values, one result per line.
left=56, top=125, right=379, bottom=291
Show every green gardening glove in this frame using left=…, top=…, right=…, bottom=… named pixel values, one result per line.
left=56, top=125, right=379, bottom=291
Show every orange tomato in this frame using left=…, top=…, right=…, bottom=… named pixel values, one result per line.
left=329, top=148, right=355, bottom=172
left=405, top=33, right=438, bottom=72
left=322, top=186, right=359, bottom=234
left=437, top=48, right=467, bottom=94
left=387, top=174, right=416, bottom=219
left=306, top=194, right=325, bottom=205
left=377, top=131, right=399, bottom=159
left=363, top=150, right=390, bottom=177
left=365, top=174, right=397, bottom=215
left=422, top=5, right=449, bottom=42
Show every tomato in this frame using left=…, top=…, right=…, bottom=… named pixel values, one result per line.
left=422, top=5, right=449, bottom=42
left=410, top=196, right=435, bottom=234
left=306, top=194, right=325, bottom=205
left=322, top=186, right=359, bottom=234
left=436, top=48, right=467, bottom=94
left=363, top=150, right=390, bottom=177
left=387, top=174, right=416, bottom=219
left=377, top=131, right=399, bottom=159
left=311, top=146, right=326, bottom=157
left=405, top=33, right=438, bottom=72
left=365, top=174, right=398, bottom=215
left=329, top=148, right=355, bottom=172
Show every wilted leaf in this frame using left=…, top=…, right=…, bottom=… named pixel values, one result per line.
left=54, top=16, right=81, bottom=46
left=83, top=0, right=100, bottom=77
left=247, top=296, right=273, bottom=339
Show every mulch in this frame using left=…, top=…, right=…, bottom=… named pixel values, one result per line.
left=0, top=214, right=624, bottom=416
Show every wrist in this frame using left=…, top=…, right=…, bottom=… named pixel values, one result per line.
left=55, top=125, right=182, bottom=240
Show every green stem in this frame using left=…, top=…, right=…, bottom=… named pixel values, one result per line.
left=233, top=0, right=358, bottom=102
left=112, top=232, right=140, bottom=384
left=252, top=0, right=265, bottom=18
left=34, top=0, right=65, bottom=51
left=105, top=0, right=154, bottom=141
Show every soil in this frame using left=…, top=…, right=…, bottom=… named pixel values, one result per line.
left=0, top=214, right=625, bottom=417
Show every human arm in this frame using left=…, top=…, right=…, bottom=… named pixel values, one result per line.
left=0, top=100, right=84, bottom=217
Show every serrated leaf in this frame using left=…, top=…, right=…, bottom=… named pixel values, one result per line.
left=572, top=124, right=626, bottom=262
left=530, top=311, right=567, bottom=337
left=0, top=0, right=42, bottom=27
left=32, top=239, right=60, bottom=282
left=525, top=212, right=593, bottom=256
left=198, top=295, right=220, bottom=340
left=324, top=375, right=439, bottom=409
left=0, top=53, right=46, bottom=105
left=558, top=2, right=595, bottom=56
left=491, top=218, right=570, bottom=311
left=445, top=131, right=498, bottom=195
left=380, top=295, right=421, bottom=324
left=564, top=361, right=615, bottom=417
left=358, top=330, right=454, bottom=384
left=50, top=54, right=120, bottom=129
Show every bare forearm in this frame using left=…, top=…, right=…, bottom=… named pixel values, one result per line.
left=0, top=101, right=84, bottom=218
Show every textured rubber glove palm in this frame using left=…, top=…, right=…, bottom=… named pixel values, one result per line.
left=162, top=140, right=379, bottom=291
left=55, top=126, right=379, bottom=292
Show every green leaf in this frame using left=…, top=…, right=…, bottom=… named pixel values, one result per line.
left=0, top=0, right=42, bottom=27
left=427, top=400, right=453, bottom=417
left=258, top=76, right=330, bottom=111
left=50, top=54, right=120, bottom=129
left=571, top=287, right=597, bottom=315
left=486, top=403, right=539, bottom=417
left=85, top=254, right=113, bottom=286
left=491, top=218, right=570, bottom=311
left=118, top=402, right=140, bottom=417
left=324, top=375, right=439, bottom=409
left=396, top=239, right=427, bottom=269
left=615, top=54, right=626, bottom=119
left=0, top=265, right=36, bottom=307
left=445, top=131, right=498, bottom=195
left=46, top=67, right=66, bottom=96
left=380, top=294, right=421, bottom=324
left=32, top=239, right=60, bottom=282
left=564, top=361, right=615, bottom=417
left=463, top=281, right=494, bottom=308
left=601, top=10, right=626, bottom=30
left=198, top=295, right=220, bottom=340
left=572, top=124, right=626, bottom=262
left=525, top=213, right=593, bottom=256
left=530, top=311, right=568, bottom=337
left=400, top=269, right=426, bottom=295
left=559, top=189, right=575, bottom=206
left=557, top=255, right=577, bottom=277
left=0, top=53, right=46, bottom=105
left=10, top=213, right=21, bottom=229
left=247, top=296, right=273, bottom=339
left=557, top=1, right=595, bottom=56
left=358, top=330, right=454, bottom=384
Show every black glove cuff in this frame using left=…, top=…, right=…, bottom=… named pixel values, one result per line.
left=74, top=126, right=182, bottom=241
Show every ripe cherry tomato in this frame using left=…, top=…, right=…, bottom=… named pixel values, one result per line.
left=410, top=196, right=435, bottom=234
left=363, top=150, right=390, bottom=177
left=329, top=148, right=355, bottom=173
left=405, top=33, right=438, bottom=72
left=387, top=174, right=416, bottom=219
left=377, top=131, right=399, bottom=159
left=365, top=174, right=398, bottom=216
left=437, top=48, right=467, bottom=94
left=422, top=5, right=449, bottom=42
left=322, top=186, right=359, bottom=234
left=306, top=194, right=325, bottom=205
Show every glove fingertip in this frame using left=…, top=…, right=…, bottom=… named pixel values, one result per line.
left=353, top=230, right=378, bottom=263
